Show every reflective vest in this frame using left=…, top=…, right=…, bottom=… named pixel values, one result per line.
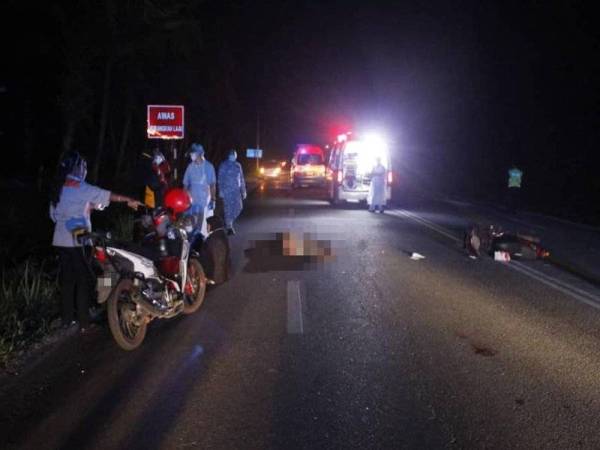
left=508, top=168, right=523, bottom=188
left=144, top=186, right=156, bottom=208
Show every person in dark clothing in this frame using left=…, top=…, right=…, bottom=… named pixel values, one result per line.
left=199, top=215, right=231, bottom=284
left=138, top=154, right=156, bottom=206
left=151, top=149, right=172, bottom=207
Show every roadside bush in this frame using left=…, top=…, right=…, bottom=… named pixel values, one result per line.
left=92, top=206, right=135, bottom=242
left=0, top=258, right=59, bottom=366
left=112, top=208, right=135, bottom=242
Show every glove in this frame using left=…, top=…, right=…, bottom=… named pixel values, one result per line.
left=242, top=191, right=247, bottom=200
left=208, top=200, right=216, bottom=210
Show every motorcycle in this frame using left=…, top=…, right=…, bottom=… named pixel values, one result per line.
left=76, top=205, right=209, bottom=350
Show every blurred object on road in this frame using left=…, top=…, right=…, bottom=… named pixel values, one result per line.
left=244, top=231, right=339, bottom=272
left=464, top=223, right=549, bottom=260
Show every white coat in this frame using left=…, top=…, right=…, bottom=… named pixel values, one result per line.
left=368, top=164, right=387, bottom=207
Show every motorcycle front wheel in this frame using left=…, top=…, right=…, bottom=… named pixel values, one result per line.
left=183, top=258, right=207, bottom=314
left=107, top=279, right=148, bottom=351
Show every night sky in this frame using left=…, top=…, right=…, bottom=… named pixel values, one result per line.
left=2, top=0, right=599, bottom=220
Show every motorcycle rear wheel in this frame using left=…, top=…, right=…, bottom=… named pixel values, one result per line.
left=183, top=258, right=207, bottom=314
left=108, top=279, right=148, bottom=351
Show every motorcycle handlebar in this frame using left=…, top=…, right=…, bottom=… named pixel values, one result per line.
left=75, top=230, right=112, bottom=246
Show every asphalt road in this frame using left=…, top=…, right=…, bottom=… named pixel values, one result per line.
left=2, top=184, right=600, bottom=449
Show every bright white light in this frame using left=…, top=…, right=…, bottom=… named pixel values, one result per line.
left=346, top=133, right=390, bottom=175
left=364, top=132, right=387, bottom=150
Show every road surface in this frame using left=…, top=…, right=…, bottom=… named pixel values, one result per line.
left=2, top=184, right=600, bottom=449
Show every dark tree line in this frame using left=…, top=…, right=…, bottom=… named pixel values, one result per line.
left=2, top=0, right=247, bottom=194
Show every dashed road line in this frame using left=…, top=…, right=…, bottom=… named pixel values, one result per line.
left=287, top=280, right=304, bottom=334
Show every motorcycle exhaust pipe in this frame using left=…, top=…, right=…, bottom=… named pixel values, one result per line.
left=131, top=288, right=170, bottom=317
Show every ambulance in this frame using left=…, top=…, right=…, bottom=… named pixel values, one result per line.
left=325, top=133, right=392, bottom=205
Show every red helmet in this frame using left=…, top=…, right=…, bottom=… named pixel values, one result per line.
left=164, top=188, right=191, bottom=214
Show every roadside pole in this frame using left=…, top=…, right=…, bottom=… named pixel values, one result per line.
left=256, top=110, right=260, bottom=174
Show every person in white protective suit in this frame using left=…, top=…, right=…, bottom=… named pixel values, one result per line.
left=183, top=143, right=216, bottom=236
left=368, top=157, right=387, bottom=213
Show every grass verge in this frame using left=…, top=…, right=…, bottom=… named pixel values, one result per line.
left=0, top=258, right=59, bottom=366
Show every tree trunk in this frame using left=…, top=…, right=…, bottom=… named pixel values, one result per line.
left=115, top=102, right=133, bottom=184
left=62, top=118, right=76, bottom=153
left=91, top=58, right=112, bottom=183
left=22, top=98, right=35, bottom=173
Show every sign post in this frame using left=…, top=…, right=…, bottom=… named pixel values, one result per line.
left=147, top=105, right=185, bottom=140
left=246, top=148, right=263, bottom=173
left=147, top=104, right=184, bottom=180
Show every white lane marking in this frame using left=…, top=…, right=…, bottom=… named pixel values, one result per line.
left=511, top=261, right=600, bottom=306
left=388, top=210, right=461, bottom=243
left=507, top=263, right=600, bottom=311
left=287, top=280, right=304, bottom=334
left=388, top=208, right=600, bottom=311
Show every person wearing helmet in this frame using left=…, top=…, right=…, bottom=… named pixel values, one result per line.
left=151, top=148, right=172, bottom=206
left=217, top=149, right=247, bottom=235
left=183, top=143, right=216, bottom=234
left=49, top=150, right=143, bottom=333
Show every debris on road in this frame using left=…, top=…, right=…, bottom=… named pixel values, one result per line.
left=410, top=252, right=426, bottom=260
left=494, top=251, right=511, bottom=262
left=464, top=223, right=550, bottom=261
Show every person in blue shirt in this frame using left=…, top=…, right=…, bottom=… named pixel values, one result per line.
left=218, top=149, right=247, bottom=235
left=49, top=151, right=142, bottom=332
left=183, top=143, right=217, bottom=234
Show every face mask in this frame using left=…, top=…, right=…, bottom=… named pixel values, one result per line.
left=72, top=159, right=87, bottom=181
